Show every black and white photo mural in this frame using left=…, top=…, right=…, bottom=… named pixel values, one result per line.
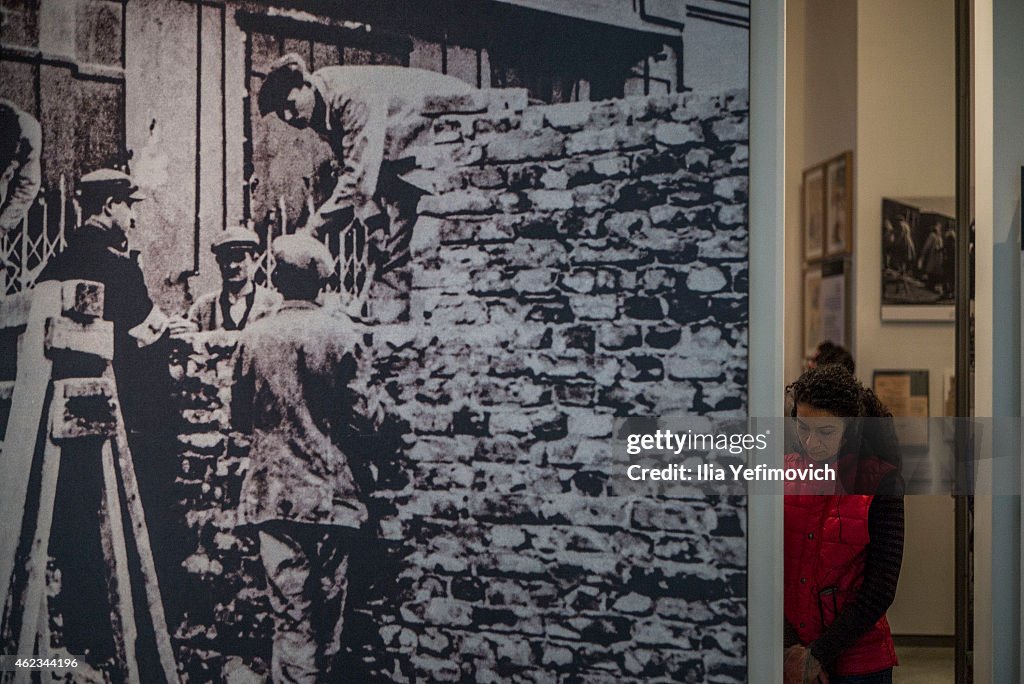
left=1, top=1, right=750, bottom=681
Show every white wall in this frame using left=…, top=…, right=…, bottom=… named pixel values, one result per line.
left=855, top=0, right=956, bottom=415
left=784, top=0, right=858, bottom=385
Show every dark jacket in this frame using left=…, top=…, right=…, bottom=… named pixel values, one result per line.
left=38, top=230, right=169, bottom=431
left=231, top=301, right=377, bottom=528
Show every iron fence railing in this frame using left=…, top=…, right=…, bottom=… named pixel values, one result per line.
left=2, top=181, right=371, bottom=315
left=1, top=175, right=75, bottom=296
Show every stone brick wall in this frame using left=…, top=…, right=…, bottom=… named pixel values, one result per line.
left=166, top=88, right=749, bottom=682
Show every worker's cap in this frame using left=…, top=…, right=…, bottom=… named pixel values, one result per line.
left=272, top=234, right=332, bottom=281
left=78, top=168, right=146, bottom=203
left=258, top=53, right=310, bottom=117
left=210, top=226, right=260, bottom=254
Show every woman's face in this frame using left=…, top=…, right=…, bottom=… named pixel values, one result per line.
left=795, top=403, right=847, bottom=462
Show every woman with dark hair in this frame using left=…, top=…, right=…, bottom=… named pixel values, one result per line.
left=783, top=365, right=904, bottom=684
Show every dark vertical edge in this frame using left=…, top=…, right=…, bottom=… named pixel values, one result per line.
left=475, top=47, right=482, bottom=89
left=242, top=27, right=252, bottom=220
left=194, top=0, right=202, bottom=273
left=675, top=33, right=684, bottom=93
left=953, top=0, right=973, bottom=682
left=120, top=0, right=127, bottom=170
left=441, top=29, right=448, bottom=75
left=221, top=2, right=227, bottom=230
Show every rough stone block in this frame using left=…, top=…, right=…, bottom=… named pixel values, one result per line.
left=592, top=155, right=631, bottom=178
left=421, top=91, right=490, bottom=115
left=713, top=175, right=748, bottom=202
left=61, top=280, right=104, bottom=319
left=558, top=270, right=596, bottom=295
left=565, top=128, right=616, bottom=155
left=45, top=316, right=114, bottom=360
left=512, top=268, right=557, bottom=294
left=566, top=411, right=613, bottom=439
left=710, top=116, right=747, bottom=143
left=684, top=148, right=713, bottom=172
left=686, top=265, right=728, bottom=293
left=486, top=129, right=565, bottom=163
left=542, top=101, right=593, bottom=131
left=486, top=88, right=529, bottom=114
left=418, top=189, right=495, bottom=216
left=596, top=324, right=642, bottom=351
left=654, top=121, right=703, bottom=147
left=572, top=181, right=621, bottom=215
left=405, top=143, right=484, bottom=170
left=528, top=189, right=575, bottom=211
left=569, top=295, right=620, bottom=321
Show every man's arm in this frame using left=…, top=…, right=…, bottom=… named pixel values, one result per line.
left=0, top=112, right=42, bottom=234
left=230, top=338, right=255, bottom=435
left=305, top=89, right=388, bottom=236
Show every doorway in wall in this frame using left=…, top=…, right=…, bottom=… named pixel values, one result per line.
left=785, top=0, right=974, bottom=681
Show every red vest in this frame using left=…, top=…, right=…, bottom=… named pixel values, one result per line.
left=784, top=452, right=899, bottom=676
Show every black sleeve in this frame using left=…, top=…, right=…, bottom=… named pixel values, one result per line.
left=114, top=259, right=155, bottom=330
left=784, top=619, right=800, bottom=648
left=809, top=494, right=905, bottom=668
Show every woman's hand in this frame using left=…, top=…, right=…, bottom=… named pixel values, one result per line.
left=802, top=651, right=828, bottom=684
left=783, top=645, right=829, bottom=684
left=783, top=645, right=806, bottom=684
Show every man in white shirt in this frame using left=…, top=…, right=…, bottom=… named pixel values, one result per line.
left=0, top=98, right=41, bottom=236
left=257, top=54, right=476, bottom=296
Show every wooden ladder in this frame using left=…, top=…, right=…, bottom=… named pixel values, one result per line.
left=0, top=280, right=179, bottom=684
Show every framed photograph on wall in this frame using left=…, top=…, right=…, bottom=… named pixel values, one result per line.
left=819, top=259, right=848, bottom=348
left=803, top=266, right=823, bottom=359
left=803, top=165, right=826, bottom=262
left=825, top=151, right=853, bottom=257
left=881, top=197, right=956, bottom=321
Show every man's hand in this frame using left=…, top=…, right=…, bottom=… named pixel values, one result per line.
left=166, top=316, right=198, bottom=338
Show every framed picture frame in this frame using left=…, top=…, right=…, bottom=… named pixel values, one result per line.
left=803, top=265, right=823, bottom=359
left=802, top=165, right=826, bottom=262
left=873, top=369, right=930, bottom=449
left=880, top=197, right=956, bottom=321
left=818, top=258, right=848, bottom=348
left=825, top=151, right=853, bottom=257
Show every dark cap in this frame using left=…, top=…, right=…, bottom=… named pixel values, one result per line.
left=257, top=53, right=309, bottom=117
left=211, top=226, right=260, bottom=253
left=78, top=168, right=146, bottom=203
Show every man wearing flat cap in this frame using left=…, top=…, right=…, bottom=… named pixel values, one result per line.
left=188, top=225, right=281, bottom=331
left=38, top=168, right=182, bottom=660
left=257, top=54, right=476, bottom=301
left=40, top=169, right=175, bottom=361
left=231, top=233, right=384, bottom=682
